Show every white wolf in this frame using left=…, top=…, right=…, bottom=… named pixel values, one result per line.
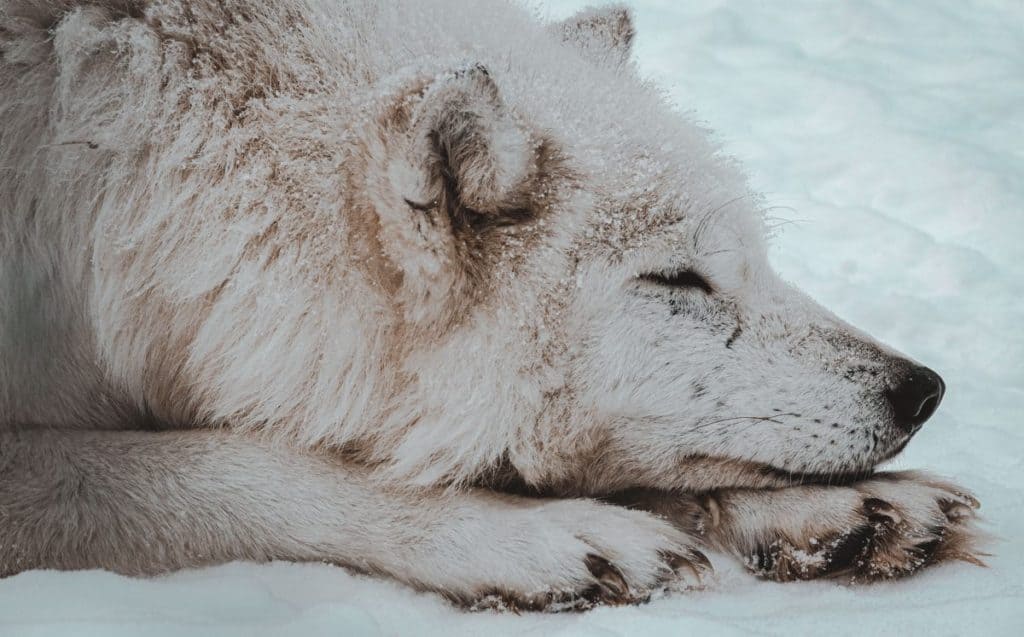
left=0, top=0, right=984, bottom=609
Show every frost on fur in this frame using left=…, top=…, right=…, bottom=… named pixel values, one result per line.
left=0, top=0, right=965, bottom=490
left=553, top=4, right=636, bottom=67
left=0, top=0, right=985, bottom=605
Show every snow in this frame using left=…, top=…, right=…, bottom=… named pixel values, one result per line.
left=2, top=0, right=1022, bottom=634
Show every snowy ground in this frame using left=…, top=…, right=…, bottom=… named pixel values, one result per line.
left=2, top=1, right=1022, bottom=635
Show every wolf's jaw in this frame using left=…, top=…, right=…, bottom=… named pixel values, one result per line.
left=474, top=452, right=887, bottom=497
left=754, top=464, right=877, bottom=488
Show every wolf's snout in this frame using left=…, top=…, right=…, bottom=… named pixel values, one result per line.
left=886, top=365, right=945, bottom=433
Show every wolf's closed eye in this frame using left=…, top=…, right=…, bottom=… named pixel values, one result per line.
left=639, top=270, right=714, bottom=294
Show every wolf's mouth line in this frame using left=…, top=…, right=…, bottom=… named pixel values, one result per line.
left=753, top=436, right=914, bottom=487
left=756, top=464, right=877, bottom=487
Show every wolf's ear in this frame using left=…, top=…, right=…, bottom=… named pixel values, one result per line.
left=406, top=64, right=536, bottom=223
left=370, top=64, right=540, bottom=316
left=553, top=5, right=635, bottom=66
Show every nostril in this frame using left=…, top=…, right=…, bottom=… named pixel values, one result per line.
left=886, top=365, right=945, bottom=434
left=915, top=392, right=940, bottom=421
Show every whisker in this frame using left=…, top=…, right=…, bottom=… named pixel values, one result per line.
left=693, top=194, right=752, bottom=253
left=691, top=412, right=800, bottom=432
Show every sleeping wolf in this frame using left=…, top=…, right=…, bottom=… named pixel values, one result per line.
left=0, top=0, right=983, bottom=609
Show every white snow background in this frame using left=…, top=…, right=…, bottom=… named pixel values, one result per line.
left=2, top=1, right=1022, bottom=635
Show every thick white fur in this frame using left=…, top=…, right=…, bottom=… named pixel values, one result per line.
left=0, top=0, right=983, bottom=608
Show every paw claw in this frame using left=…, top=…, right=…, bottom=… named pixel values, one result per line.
left=660, top=549, right=711, bottom=583
left=660, top=550, right=688, bottom=572
left=941, top=501, right=976, bottom=522
left=863, top=497, right=902, bottom=525
left=945, top=490, right=981, bottom=510
left=584, top=554, right=629, bottom=599
left=689, top=549, right=713, bottom=573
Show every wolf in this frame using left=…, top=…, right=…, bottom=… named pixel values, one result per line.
left=0, top=0, right=984, bottom=610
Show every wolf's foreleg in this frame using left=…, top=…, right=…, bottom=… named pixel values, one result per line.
left=0, top=427, right=706, bottom=608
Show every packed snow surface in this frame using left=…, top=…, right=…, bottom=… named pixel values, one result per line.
left=2, top=0, right=1022, bottom=635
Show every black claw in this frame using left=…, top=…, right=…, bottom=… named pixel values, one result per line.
left=753, top=544, right=776, bottom=573
left=952, top=492, right=981, bottom=510
left=689, top=549, right=713, bottom=572
left=584, top=554, right=629, bottom=599
left=863, top=498, right=901, bottom=525
left=939, top=498, right=977, bottom=522
left=660, top=550, right=687, bottom=573
left=659, top=549, right=709, bottom=581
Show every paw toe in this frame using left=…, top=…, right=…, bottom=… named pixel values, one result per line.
left=465, top=502, right=708, bottom=612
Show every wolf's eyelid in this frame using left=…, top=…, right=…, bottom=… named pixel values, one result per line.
left=403, top=197, right=438, bottom=212
left=639, top=269, right=714, bottom=294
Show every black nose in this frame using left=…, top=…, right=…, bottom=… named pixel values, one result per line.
left=886, top=365, right=945, bottom=434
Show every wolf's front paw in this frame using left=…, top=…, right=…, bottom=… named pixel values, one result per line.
left=745, top=472, right=985, bottom=583
left=462, top=499, right=709, bottom=611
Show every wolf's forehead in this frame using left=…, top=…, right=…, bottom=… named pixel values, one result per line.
left=551, top=124, right=761, bottom=242
left=579, top=181, right=765, bottom=259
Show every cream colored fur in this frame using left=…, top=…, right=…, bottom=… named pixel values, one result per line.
left=0, top=0, right=983, bottom=609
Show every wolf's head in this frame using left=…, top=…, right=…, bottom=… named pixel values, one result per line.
left=356, top=4, right=944, bottom=492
